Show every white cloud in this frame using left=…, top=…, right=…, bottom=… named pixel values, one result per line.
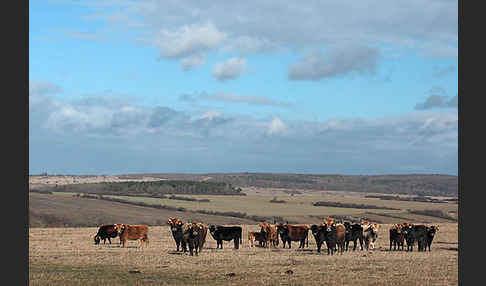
left=288, top=45, right=380, bottom=80
left=268, top=117, right=287, bottom=136
left=211, top=57, right=247, bottom=81
left=29, top=81, right=457, bottom=175
left=153, top=22, right=226, bottom=59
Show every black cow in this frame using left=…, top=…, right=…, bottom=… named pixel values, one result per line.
left=208, top=225, right=242, bottom=249
left=93, top=224, right=118, bottom=245
left=310, top=224, right=325, bottom=253
left=343, top=222, right=363, bottom=251
left=310, top=224, right=336, bottom=255
left=183, top=224, right=202, bottom=256
left=425, top=225, right=439, bottom=251
left=402, top=224, right=428, bottom=252
left=168, top=220, right=186, bottom=252
left=389, top=225, right=405, bottom=251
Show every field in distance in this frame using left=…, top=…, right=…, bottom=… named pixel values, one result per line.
left=29, top=223, right=458, bottom=286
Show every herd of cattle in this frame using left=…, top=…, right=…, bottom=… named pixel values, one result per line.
left=93, top=218, right=439, bottom=256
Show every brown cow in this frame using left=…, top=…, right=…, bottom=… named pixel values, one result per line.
left=275, top=223, right=309, bottom=249
left=334, top=223, right=346, bottom=255
left=248, top=231, right=267, bottom=248
left=115, top=224, right=149, bottom=248
left=191, top=222, right=208, bottom=252
left=259, top=222, right=278, bottom=248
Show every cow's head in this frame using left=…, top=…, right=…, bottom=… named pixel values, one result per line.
left=259, top=222, right=268, bottom=233
left=190, top=223, right=203, bottom=237
left=209, top=225, right=218, bottom=235
left=428, top=225, right=439, bottom=237
left=115, top=224, right=125, bottom=234
left=94, top=235, right=100, bottom=245
left=276, top=223, right=288, bottom=234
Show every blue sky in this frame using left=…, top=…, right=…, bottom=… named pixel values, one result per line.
left=29, top=0, right=458, bottom=175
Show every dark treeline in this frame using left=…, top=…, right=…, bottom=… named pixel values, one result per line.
left=364, top=194, right=453, bottom=203
left=47, top=180, right=246, bottom=197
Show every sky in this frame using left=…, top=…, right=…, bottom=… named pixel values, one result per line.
left=29, top=0, right=458, bottom=175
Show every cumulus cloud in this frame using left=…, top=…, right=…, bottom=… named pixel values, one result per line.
left=82, top=1, right=457, bottom=58
left=29, top=81, right=457, bottom=175
left=415, top=87, right=458, bottom=110
left=211, top=57, right=247, bottom=81
left=288, top=45, right=380, bottom=80
left=154, top=22, right=226, bottom=59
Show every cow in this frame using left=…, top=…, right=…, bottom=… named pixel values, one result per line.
left=115, top=224, right=149, bottom=248
left=259, top=222, right=278, bottom=248
left=275, top=223, right=309, bottom=249
left=310, top=224, right=326, bottom=253
left=93, top=224, right=118, bottom=245
left=402, top=224, right=428, bottom=252
left=389, top=224, right=405, bottom=251
left=343, top=222, right=363, bottom=251
left=209, top=225, right=242, bottom=249
left=191, top=222, right=207, bottom=253
left=167, top=217, right=185, bottom=252
left=321, top=218, right=345, bottom=255
left=182, top=223, right=203, bottom=256
left=248, top=231, right=267, bottom=248
left=425, top=225, right=439, bottom=252
left=362, top=222, right=379, bottom=251
left=334, top=223, right=346, bottom=255
left=322, top=222, right=337, bottom=255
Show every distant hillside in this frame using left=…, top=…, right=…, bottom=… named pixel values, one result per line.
left=29, top=192, right=257, bottom=228
left=118, top=173, right=458, bottom=197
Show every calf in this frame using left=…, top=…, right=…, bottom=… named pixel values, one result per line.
left=276, top=223, right=309, bottom=249
left=248, top=231, right=266, bottom=248
left=425, top=225, right=439, bottom=251
left=209, top=225, right=242, bottom=249
left=343, top=222, right=363, bottom=251
left=116, top=224, right=149, bottom=248
left=167, top=217, right=185, bottom=252
left=93, top=224, right=118, bottom=245
left=259, top=222, right=278, bottom=248
left=389, top=224, right=405, bottom=251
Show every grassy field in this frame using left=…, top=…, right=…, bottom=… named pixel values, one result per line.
left=31, top=190, right=458, bottom=227
left=29, top=223, right=458, bottom=286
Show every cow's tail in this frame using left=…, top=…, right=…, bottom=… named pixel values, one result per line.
left=240, top=229, right=243, bottom=244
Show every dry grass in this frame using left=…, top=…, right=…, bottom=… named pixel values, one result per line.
left=29, top=223, right=458, bottom=285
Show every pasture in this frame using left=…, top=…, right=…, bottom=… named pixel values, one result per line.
left=29, top=223, right=458, bottom=285
left=45, top=190, right=458, bottom=225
